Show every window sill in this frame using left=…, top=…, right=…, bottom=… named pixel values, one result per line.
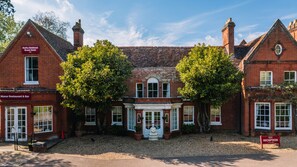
left=34, top=130, right=53, bottom=134
left=85, top=122, right=96, bottom=126
left=111, top=123, right=123, bottom=126
left=24, top=81, right=39, bottom=85
left=183, top=122, right=194, bottom=125
left=210, top=122, right=222, bottom=126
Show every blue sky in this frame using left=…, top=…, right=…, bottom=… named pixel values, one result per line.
left=11, top=0, right=297, bottom=46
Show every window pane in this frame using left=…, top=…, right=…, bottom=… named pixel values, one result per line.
left=34, top=106, right=53, bottom=133
left=255, top=103, right=270, bottom=129
left=25, top=57, right=38, bottom=82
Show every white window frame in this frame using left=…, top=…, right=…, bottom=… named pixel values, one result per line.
left=127, top=108, right=136, bottom=131
left=284, top=71, right=296, bottom=84
left=24, top=56, right=39, bottom=85
left=147, top=78, right=159, bottom=98
left=210, top=106, right=222, bottom=125
left=255, top=102, right=271, bottom=130
left=112, top=106, right=122, bottom=125
left=183, top=106, right=194, bottom=125
left=136, top=83, right=144, bottom=98
left=170, top=108, right=179, bottom=131
left=275, top=103, right=292, bottom=130
left=162, top=82, right=170, bottom=98
left=260, top=71, right=273, bottom=86
left=85, top=107, right=96, bottom=125
left=33, top=106, right=53, bottom=133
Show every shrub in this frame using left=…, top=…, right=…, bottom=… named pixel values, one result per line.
left=181, top=124, right=196, bottom=134
left=107, top=124, right=127, bottom=136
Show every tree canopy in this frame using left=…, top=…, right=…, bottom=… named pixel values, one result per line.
left=32, top=11, right=69, bottom=40
left=176, top=44, right=243, bottom=131
left=176, top=44, right=243, bottom=106
left=0, top=1, right=23, bottom=52
left=0, top=0, right=14, bottom=16
left=57, top=40, right=133, bottom=113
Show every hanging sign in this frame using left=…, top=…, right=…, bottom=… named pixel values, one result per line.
left=0, top=93, right=31, bottom=100
left=21, top=46, right=40, bottom=54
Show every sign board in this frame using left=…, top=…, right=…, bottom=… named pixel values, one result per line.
left=21, top=46, right=40, bottom=54
left=0, top=93, right=31, bottom=100
left=260, top=135, right=280, bottom=149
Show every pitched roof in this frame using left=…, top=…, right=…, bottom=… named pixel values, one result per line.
left=0, top=19, right=74, bottom=62
left=30, top=20, right=74, bottom=61
left=242, top=19, right=297, bottom=63
left=120, top=46, right=192, bottom=67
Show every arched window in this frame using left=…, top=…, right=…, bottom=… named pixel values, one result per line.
left=147, top=78, right=158, bottom=97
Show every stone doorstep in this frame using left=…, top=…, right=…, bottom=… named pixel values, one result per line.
left=32, top=142, right=47, bottom=153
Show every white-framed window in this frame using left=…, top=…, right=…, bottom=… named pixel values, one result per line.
left=210, top=106, right=222, bottom=125
left=183, top=106, right=194, bottom=124
left=33, top=106, right=53, bottom=133
left=162, top=82, right=170, bottom=97
left=112, top=106, right=122, bottom=125
left=171, top=108, right=179, bottom=131
left=284, top=71, right=296, bottom=84
left=260, top=71, right=272, bottom=86
left=85, top=107, right=96, bottom=125
left=275, top=103, right=292, bottom=130
left=147, top=78, right=158, bottom=97
left=127, top=108, right=136, bottom=131
left=25, top=57, right=39, bottom=84
left=255, top=102, right=270, bottom=130
left=136, top=83, right=144, bottom=98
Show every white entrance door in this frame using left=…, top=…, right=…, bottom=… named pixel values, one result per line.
left=5, top=107, right=27, bottom=141
left=143, top=111, right=163, bottom=138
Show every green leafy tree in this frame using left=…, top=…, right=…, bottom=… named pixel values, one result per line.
left=0, top=13, right=23, bottom=52
left=0, top=0, right=14, bottom=16
left=176, top=44, right=243, bottom=132
left=57, top=40, right=133, bottom=131
left=32, top=11, right=70, bottom=40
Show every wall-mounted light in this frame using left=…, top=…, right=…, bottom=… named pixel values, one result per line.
left=26, top=31, right=32, bottom=37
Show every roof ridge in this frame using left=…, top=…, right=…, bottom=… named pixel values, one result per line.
left=30, top=20, right=72, bottom=46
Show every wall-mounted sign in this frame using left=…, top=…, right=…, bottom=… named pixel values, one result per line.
left=21, top=46, right=40, bottom=54
left=0, top=93, right=31, bottom=100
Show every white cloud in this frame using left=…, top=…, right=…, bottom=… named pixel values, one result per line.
left=245, top=32, right=265, bottom=42
left=237, top=24, right=258, bottom=33
left=280, top=13, right=297, bottom=20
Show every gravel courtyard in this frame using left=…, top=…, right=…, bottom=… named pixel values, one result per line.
left=48, top=133, right=297, bottom=159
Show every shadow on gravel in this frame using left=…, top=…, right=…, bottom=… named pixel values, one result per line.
left=156, top=154, right=278, bottom=166
left=46, top=133, right=296, bottom=166
left=0, top=151, right=72, bottom=166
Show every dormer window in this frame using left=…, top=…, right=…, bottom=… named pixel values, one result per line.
left=147, top=78, right=158, bottom=97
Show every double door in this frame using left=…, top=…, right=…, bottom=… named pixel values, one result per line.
left=5, top=107, right=27, bottom=141
left=143, top=110, right=163, bottom=138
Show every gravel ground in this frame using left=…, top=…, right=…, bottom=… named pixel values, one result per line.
left=48, top=133, right=297, bottom=159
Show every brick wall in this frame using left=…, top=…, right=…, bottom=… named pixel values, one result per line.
left=0, top=23, right=63, bottom=89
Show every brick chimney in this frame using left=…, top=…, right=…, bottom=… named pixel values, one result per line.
left=288, top=19, right=297, bottom=41
left=72, top=19, right=84, bottom=50
left=222, top=18, right=235, bottom=55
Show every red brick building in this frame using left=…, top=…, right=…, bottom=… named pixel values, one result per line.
left=0, top=17, right=296, bottom=142
left=240, top=19, right=297, bottom=136
left=0, top=19, right=83, bottom=142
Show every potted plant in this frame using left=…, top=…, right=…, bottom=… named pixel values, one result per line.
left=134, top=125, right=142, bottom=141
left=164, top=126, right=170, bottom=140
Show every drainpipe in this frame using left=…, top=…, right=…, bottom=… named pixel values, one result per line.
left=239, top=92, right=242, bottom=134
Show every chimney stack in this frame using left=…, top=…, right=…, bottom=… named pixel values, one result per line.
left=288, top=19, right=297, bottom=41
left=72, top=19, right=84, bottom=50
left=222, top=18, right=235, bottom=55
